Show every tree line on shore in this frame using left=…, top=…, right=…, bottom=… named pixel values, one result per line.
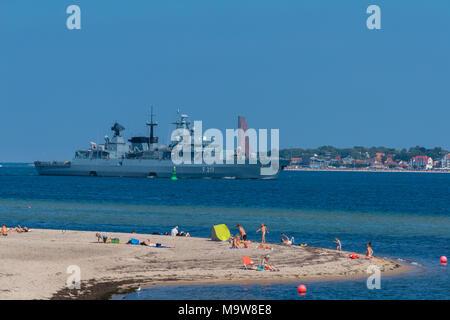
left=280, top=146, right=448, bottom=162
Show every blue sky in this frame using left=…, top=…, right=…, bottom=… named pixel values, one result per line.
left=0, top=0, right=449, bottom=161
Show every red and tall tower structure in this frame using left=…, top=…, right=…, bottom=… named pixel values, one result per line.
left=238, top=116, right=250, bottom=158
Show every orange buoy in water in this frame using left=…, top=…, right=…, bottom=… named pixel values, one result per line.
left=441, top=256, right=447, bottom=265
left=297, top=284, right=307, bottom=294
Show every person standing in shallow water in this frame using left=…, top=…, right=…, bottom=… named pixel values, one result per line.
left=256, top=223, right=269, bottom=243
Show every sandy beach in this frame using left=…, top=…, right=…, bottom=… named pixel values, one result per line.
left=0, top=228, right=413, bottom=300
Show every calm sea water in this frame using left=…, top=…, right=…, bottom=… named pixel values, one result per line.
left=0, top=164, right=448, bottom=299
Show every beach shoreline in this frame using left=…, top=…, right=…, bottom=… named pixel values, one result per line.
left=283, top=168, right=450, bottom=173
left=0, top=228, right=414, bottom=300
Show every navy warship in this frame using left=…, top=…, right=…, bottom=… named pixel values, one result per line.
left=34, top=110, right=279, bottom=179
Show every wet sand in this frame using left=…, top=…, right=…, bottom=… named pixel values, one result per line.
left=0, top=229, right=413, bottom=300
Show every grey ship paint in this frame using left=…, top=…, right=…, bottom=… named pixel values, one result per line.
left=34, top=111, right=279, bottom=179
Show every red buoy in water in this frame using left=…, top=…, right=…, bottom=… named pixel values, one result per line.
left=297, top=284, right=307, bottom=294
left=441, top=256, right=447, bottom=265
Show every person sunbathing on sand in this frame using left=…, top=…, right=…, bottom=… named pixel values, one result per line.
left=13, top=226, right=29, bottom=233
left=141, top=239, right=172, bottom=248
left=281, top=234, right=292, bottom=246
left=243, top=240, right=251, bottom=248
left=262, top=255, right=279, bottom=271
left=232, top=234, right=243, bottom=248
left=257, top=243, right=272, bottom=250
left=141, top=239, right=157, bottom=247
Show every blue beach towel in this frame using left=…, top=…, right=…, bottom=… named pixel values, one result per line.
left=128, top=238, right=140, bottom=245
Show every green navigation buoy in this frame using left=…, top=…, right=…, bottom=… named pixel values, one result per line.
left=171, top=166, right=178, bottom=180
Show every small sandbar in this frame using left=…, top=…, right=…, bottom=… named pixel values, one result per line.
left=0, top=229, right=413, bottom=300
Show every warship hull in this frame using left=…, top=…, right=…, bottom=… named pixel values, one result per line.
left=34, top=159, right=277, bottom=179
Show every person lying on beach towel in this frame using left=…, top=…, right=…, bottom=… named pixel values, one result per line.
left=10, top=226, right=29, bottom=233
left=96, top=232, right=111, bottom=243
left=257, top=243, right=273, bottom=250
left=141, top=239, right=157, bottom=247
left=141, top=239, right=173, bottom=248
left=281, top=234, right=292, bottom=246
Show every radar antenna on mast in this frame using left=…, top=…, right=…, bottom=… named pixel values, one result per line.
left=111, top=122, right=125, bottom=137
left=171, top=108, right=191, bottom=130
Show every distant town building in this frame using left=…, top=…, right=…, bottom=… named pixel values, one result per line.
left=398, top=160, right=408, bottom=168
left=385, top=157, right=395, bottom=165
left=375, top=153, right=385, bottom=163
left=342, top=156, right=354, bottom=165
left=442, top=153, right=450, bottom=169
left=309, top=157, right=328, bottom=169
left=409, top=155, right=433, bottom=170
left=290, top=157, right=302, bottom=165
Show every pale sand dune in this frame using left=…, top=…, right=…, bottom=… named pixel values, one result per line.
left=0, top=229, right=413, bottom=299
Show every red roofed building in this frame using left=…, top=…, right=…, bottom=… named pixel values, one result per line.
left=409, top=155, right=433, bottom=170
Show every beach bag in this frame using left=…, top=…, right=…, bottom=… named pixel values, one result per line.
left=129, top=238, right=139, bottom=245
left=349, top=253, right=358, bottom=259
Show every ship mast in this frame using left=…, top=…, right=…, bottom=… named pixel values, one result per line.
left=146, top=106, right=158, bottom=149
